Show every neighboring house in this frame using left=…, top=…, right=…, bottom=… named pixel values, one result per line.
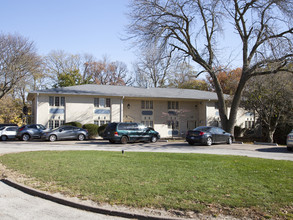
left=27, top=84, right=253, bottom=138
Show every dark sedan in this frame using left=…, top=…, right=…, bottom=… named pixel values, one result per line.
left=42, top=125, right=88, bottom=142
left=186, top=126, right=233, bottom=146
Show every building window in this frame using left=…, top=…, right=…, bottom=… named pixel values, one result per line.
left=141, top=120, right=153, bottom=128
left=49, top=120, right=64, bottom=129
left=245, top=120, right=254, bottom=129
left=61, top=97, right=65, bottom=106
left=100, top=98, right=105, bottom=108
left=168, top=120, right=179, bottom=129
left=106, top=98, right=111, bottom=107
left=94, top=120, right=110, bottom=126
left=49, top=96, right=65, bottom=107
left=49, top=120, right=54, bottom=129
left=94, top=98, right=111, bottom=108
left=94, top=98, right=99, bottom=107
left=168, top=101, right=179, bottom=110
left=141, top=100, right=153, bottom=109
left=55, top=97, right=60, bottom=106
left=55, top=120, right=60, bottom=128
left=49, top=96, right=54, bottom=106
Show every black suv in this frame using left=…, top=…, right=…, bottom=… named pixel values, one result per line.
left=103, top=122, right=160, bottom=144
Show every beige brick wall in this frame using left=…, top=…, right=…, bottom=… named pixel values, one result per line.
left=36, top=94, right=50, bottom=126
left=153, top=100, right=169, bottom=138
left=65, top=96, right=93, bottom=124
left=111, top=98, right=123, bottom=122
left=123, top=99, right=141, bottom=122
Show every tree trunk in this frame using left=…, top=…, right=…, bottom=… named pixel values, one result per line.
left=222, top=75, right=248, bottom=135
left=267, top=130, right=274, bottom=143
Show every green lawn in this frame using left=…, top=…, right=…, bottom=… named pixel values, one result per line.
left=0, top=151, right=292, bottom=218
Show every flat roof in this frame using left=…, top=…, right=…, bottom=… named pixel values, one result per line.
left=28, top=84, right=221, bottom=101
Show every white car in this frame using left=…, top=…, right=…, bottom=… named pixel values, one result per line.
left=287, top=129, right=293, bottom=151
left=0, top=126, right=18, bottom=141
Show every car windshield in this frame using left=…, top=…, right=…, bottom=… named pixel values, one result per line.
left=0, top=127, right=5, bottom=130
left=37, top=124, right=46, bottom=130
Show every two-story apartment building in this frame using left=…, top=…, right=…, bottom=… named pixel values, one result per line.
left=27, top=84, right=252, bottom=138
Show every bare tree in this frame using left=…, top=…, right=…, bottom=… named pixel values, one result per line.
left=0, top=33, right=41, bottom=99
left=44, top=50, right=94, bottom=87
left=127, top=0, right=293, bottom=134
left=133, top=45, right=174, bottom=87
left=168, top=61, right=198, bottom=88
left=85, top=56, right=133, bottom=86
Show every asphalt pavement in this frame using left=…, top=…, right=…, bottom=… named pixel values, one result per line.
left=0, top=140, right=292, bottom=219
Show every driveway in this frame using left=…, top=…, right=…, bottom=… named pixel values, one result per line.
left=0, top=139, right=292, bottom=161
left=0, top=140, right=292, bottom=220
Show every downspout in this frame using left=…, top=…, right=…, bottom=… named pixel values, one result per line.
left=205, top=99, right=211, bottom=126
left=120, top=96, right=124, bottom=122
left=36, top=93, right=39, bottom=124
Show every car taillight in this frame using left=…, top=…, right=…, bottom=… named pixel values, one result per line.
left=199, top=132, right=205, bottom=136
left=114, top=132, right=119, bottom=136
left=19, top=127, right=25, bottom=132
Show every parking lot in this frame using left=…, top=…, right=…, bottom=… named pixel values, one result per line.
left=0, top=139, right=292, bottom=161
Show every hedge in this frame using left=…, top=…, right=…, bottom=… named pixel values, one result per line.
left=64, top=121, right=82, bottom=128
left=83, top=124, right=99, bottom=138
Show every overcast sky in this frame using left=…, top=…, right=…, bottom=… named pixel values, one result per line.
left=0, top=0, right=135, bottom=68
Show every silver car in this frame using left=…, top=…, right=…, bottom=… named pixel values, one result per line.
left=0, top=126, right=18, bottom=141
left=42, top=125, right=88, bottom=142
left=287, top=129, right=293, bottom=151
left=16, top=124, right=48, bottom=141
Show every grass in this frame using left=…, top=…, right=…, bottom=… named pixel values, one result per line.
left=0, top=151, right=293, bottom=218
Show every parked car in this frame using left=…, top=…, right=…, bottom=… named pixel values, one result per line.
left=186, top=126, right=233, bottom=146
left=103, top=122, right=160, bottom=144
left=0, top=123, right=18, bottom=128
left=287, top=129, right=293, bottom=151
left=16, top=124, right=48, bottom=141
left=0, top=126, right=18, bottom=141
left=41, top=125, right=88, bottom=142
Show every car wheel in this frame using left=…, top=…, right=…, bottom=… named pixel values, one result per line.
left=150, top=136, right=157, bottom=143
left=77, top=134, right=85, bottom=141
left=227, top=136, right=232, bottom=144
left=1, top=135, right=8, bottom=141
left=287, top=146, right=293, bottom=151
left=22, top=134, right=30, bottom=141
left=121, top=136, right=128, bottom=144
left=188, top=141, right=194, bottom=145
left=206, top=137, right=212, bottom=146
left=49, top=135, right=57, bottom=142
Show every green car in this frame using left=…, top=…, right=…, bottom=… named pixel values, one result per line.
left=103, top=122, right=160, bottom=144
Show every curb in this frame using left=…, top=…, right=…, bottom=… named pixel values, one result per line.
left=0, top=178, right=177, bottom=220
left=253, top=142, right=278, bottom=146
left=232, top=141, right=243, bottom=144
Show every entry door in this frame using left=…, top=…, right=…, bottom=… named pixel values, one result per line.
left=187, top=120, right=196, bottom=130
